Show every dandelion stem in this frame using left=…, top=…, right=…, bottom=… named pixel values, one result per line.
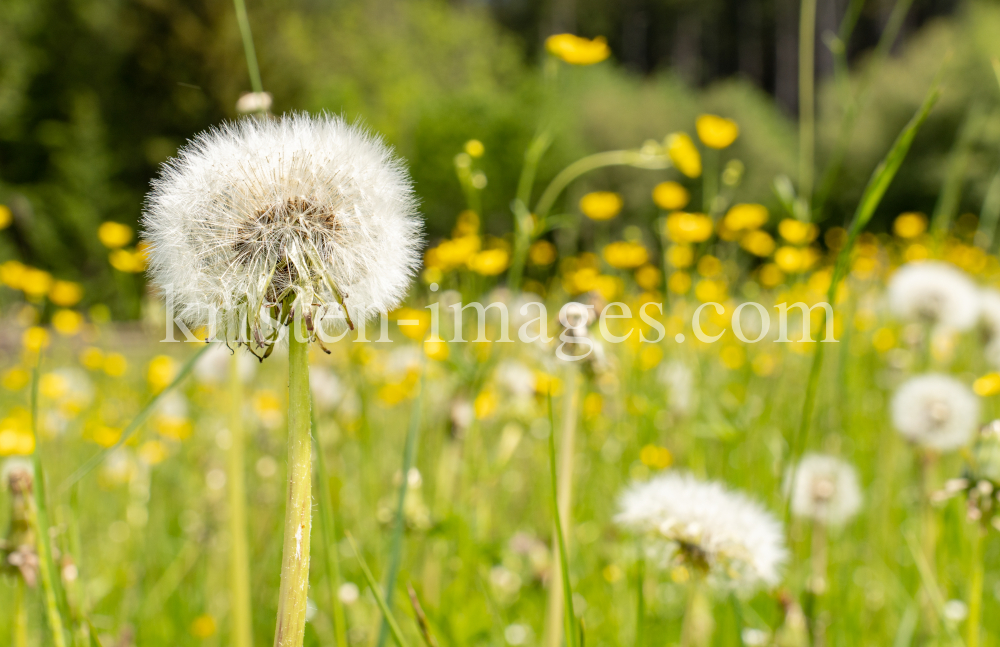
left=273, top=315, right=313, bottom=647
left=232, top=0, right=263, bottom=94
left=228, top=352, right=254, bottom=647
left=680, top=577, right=712, bottom=647
left=968, top=523, right=984, bottom=647
left=635, top=551, right=645, bottom=647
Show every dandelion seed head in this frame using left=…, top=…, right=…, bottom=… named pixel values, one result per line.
left=787, top=453, right=862, bottom=526
left=887, top=261, right=979, bottom=331
left=142, top=113, right=422, bottom=349
left=615, top=472, right=787, bottom=590
left=891, top=373, right=980, bottom=451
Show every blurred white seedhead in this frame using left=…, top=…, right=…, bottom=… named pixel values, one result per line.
left=236, top=92, right=273, bottom=114
left=891, top=373, right=980, bottom=451
left=658, top=361, right=696, bottom=416
left=142, top=113, right=422, bottom=358
left=309, top=365, right=344, bottom=413
left=193, top=343, right=258, bottom=385
left=887, top=261, right=979, bottom=331
left=615, top=472, right=787, bottom=591
left=787, top=453, right=862, bottom=527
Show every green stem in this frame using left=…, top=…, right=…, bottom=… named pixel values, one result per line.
left=314, top=425, right=349, bottom=647
left=702, top=149, right=718, bottom=215
left=968, top=524, right=984, bottom=647
left=376, top=375, right=425, bottom=647
left=232, top=0, right=263, bottom=94
left=229, top=353, right=254, bottom=647
left=635, top=551, right=645, bottom=647
left=273, top=316, right=313, bottom=647
left=798, top=0, right=817, bottom=204
left=680, top=578, right=713, bottom=647
left=14, top=577, right=27, bottom=647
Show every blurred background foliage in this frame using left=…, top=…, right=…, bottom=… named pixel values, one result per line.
left=1, top=0, right=1000, bottom=316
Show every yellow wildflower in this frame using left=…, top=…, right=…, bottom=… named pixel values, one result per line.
left=453, top=210, right=480, bottom=237
left=695, top=279, right=727, bottom=302
left=720, top=345, right=745, bottom=369
left=666, top=133, right=702, bottom=178
left=147, top=355, right=177, bottom=392
left=474, top=389, right=498, bottom=419
left=695, top=114, right=739, bottom=149
left=638, top=344, right=663, bottom=370
left=583, top=392, right=603, bottom=418
left=468, top=249, right=510, bottom=276
left=580, top=191, right=623, bottom=221
left=393, top=307, right=431, bottom=341
left=139, top=440, right=169, bottom=466
left=23, top=326, right=49, bottom=352
left=0, top=205, right=12, bottom=229
left=751, top=353, right=777, bottom=377
left=894, top=212, right=927, bottom=239
left=872, top=328, right=895, bottom=353
left=740, top=230, right=776, bottom=257
left=98, top=221, right=133, bottom=249
left=665, top=212, right=713, bottom=243
left=635, top=264, right=662, bottom=290
left=723, top=203, right=768, bottom=231
left=49, top=280, right=84, bottom=306
left=103, top=353, right=128, bottom=377
left=640, top=444, right=672, bottom=470
left=423, top=338, right=449, bottom=362
left=652, top=181, right=690, bottom=210
left=109, top=248, right=145, bottom=273
left=545, top=34, right=611, bottom=65
left=668, top=272, right=692, bottom=294
left=80, top=347, right=105, bottom=370
left=667, top=245, right=694, bottom=268
left=52, top=309, right=83, bottom=336
left=2, top=368, right=29, bottom=391
left=426, top=235, right=481, bottom=271
left=594, top=275, right=622, bottom=301
left=774, top=246, right=804, bottom=273
left=696, top=255, right=722, bottom=278
left=602, top=241, right=648, bottom=269
left=778, top=219, right=818, bottom=244
left=21, top=268, right=53, bottom=299
left=464, top=139, right=485, bottom=158
left=190, top=614, right=217, bottom=639
left=974, top=373, right=1000, bottom=397
left=529, top=240, right=557, bottom=266
left=758, top=263, right=784, bottom=288
left=0, top=260, right=26, bottom=289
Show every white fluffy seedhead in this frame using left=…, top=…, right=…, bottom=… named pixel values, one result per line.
left=142, top=113, right=423, bottom=356
left=615, top=472, right=787, bottom=591
left=788, top=453, right=862, bottom=527
left=891, top=373, right=980, bottom=451
left=887, top=261, right=979, bottom=331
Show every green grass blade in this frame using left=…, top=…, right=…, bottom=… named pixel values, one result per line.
left=785, top=80, right=940, bottom=515
left=376, top=373, right=424, bottom=647
left=313, top=416, right=349, bottom=647
left=29, top=353, right=69, bottom=647
left=345, top=532, right=411, bottom=647
left=60, top=344, right=211, bottom=492
left=547, top=392, right=578, bottom=647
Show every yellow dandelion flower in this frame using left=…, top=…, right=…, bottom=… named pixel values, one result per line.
left=139, top=440, right=169, bottom=466
left=668, top=271, right=692, bottom=294
left=720, top=345, right=745, bottom=369
left=0, top=260, right=26, bottom=289
left=638, top=344, right=663, bottom=370
left=894, top=212, right=927, bottom=239
left=98, top=221, right=133, bottom=249
left=723, top=203, right=768, bottom=232
left=758, top=263, right=784, bottom=288
left=777, top=219, right=818, bottom=244
left=393, top=307, right=431, bottom=341
left=2, top=368, right=29, bottom=391
left=190, top=614, right=217, bottom=639
left=740, top=230, right=776, bottom=257
left=695, top=114, right=739, bottom=149
left=580, top=191, right=623, bottom=221
left=545, top=34, right=611, bottom=65
left=667, top=245, right=694, bottom=268
left=602, top=241, right=648, bottom=269
left=529, top=240, right=557, bottom=266
left=696, top=255, right=722, bottom=278
left=872, top=327, right=895, bottom=353
left=103, top=353, right=128, bottom=377
left=594, top=275, right=623, bottom=301
left=666, top=133, right=702, bottom=178
left=0, top=205, right=12, bottom=229
left=695, top=279, right=727, bottom=302
left=468, top=248, right=510, bottom=276
left=474, top=389, right=498, bottom=419
left=52, top=309, right=83, bottom=336
left=49, top=280, right=84, bottom=307
left=974, top=373, right=1000, bottom=397
left=453, top=210, right=480, bottom=237
left=665, top=212, right=713, bottom=243
left=147, top=355, right=177, bottom=392
left=426, top=235, right=482, bottom=271
left=751, top=353, right=777, bottom=376
left=464, top=139, right=485, bottom=158
left=774, top=246, right=804, bottom=273
left=109, top=248, right=145, bottom=273
left=423, top=337, right=449, bottom=362
left=80, top=347, right=104, bottom=370
left=583, top=392, right=603, bottom=418
left=21, top=268, right=53, bottom=299
left=640, top=444, right=673, bottom=469
left=23, top=326, right=50, bottom=352
left=652, top=181, right=690, bottom=210
left=635, top=264, right=662, bottom=290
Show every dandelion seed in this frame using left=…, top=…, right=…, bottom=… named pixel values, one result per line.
left=142, top=113, right=422, bottom=351
left=887, top=261, right=979, bottom=331
left=891, top=374, right=980, bottom=451
left=615, top=472, right=787, bottom=590
left=787, top=453, right=862, bottom=527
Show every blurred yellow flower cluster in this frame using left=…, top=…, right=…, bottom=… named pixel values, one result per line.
left=561, top=253, right=622, bottom=299
left=580, top=192, right=623, bottom=221
left=0, top=408, right=34, bottom=456
left=545, top=34, right=611, bottom=65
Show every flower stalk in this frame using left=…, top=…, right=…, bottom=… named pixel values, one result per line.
left=273, top=314, right=313, bottom=647
left=967, top=523, right=984, bottom=647
left=229, top=352, right=254, bottom=647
